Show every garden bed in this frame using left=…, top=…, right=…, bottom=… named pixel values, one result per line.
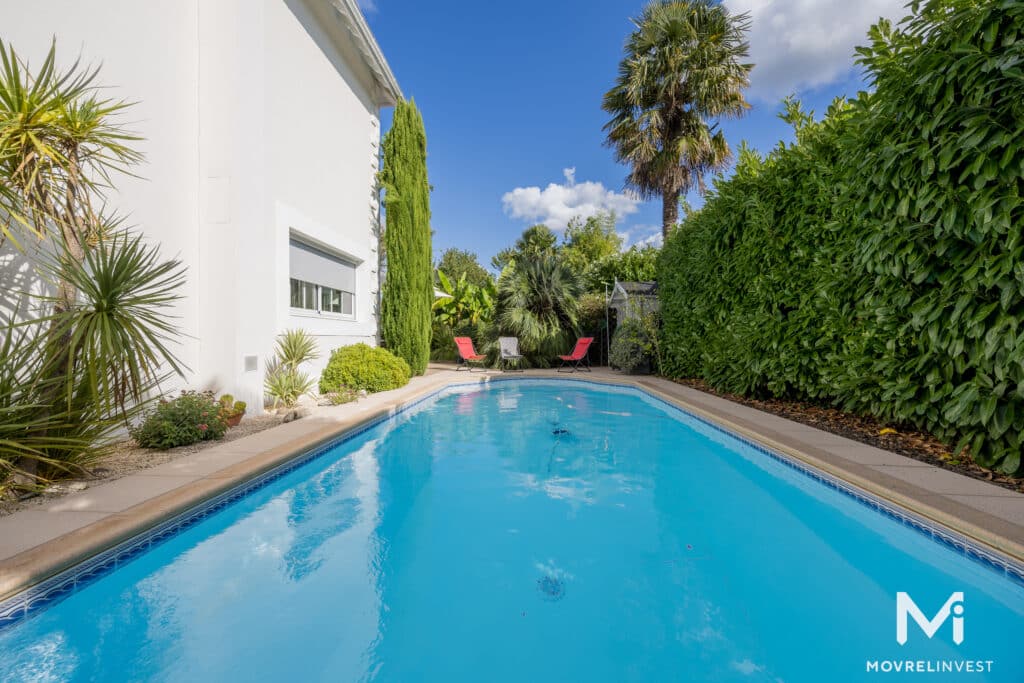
left=669, top=378, right=1024, bottom=494
left=0, top=414, right=287, bottom=517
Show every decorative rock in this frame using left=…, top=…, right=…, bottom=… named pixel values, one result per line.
left=281, top=407, right=310, bottom=423
left=357, top=389, right=368, bottom=399
left=67, top=482, right=88, bottom=491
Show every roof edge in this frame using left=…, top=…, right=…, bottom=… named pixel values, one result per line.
left=329, top=0, right=403, bottom=107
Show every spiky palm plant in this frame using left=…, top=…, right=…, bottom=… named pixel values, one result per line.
left=0, top=40, right=184, bottom=493
left=0, top=41, right=141, bottom=253
left=495, top=256, right=583, bottom=367
left=0, top=235, right=185, bottom=492
left=274, top=328, right=319, bottom=369
left=603, top=0, right=752, bottom=237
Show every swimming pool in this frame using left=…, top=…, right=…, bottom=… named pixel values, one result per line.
left=1, top=380, right=1022, bottom=681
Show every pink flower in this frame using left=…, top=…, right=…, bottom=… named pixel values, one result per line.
left=198, top=423, right=208, bottom=431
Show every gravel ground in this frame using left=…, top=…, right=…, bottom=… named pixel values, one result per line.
left=0, top=414, right=287, bottom=517
left=670, top=378, right=1023, bottom=493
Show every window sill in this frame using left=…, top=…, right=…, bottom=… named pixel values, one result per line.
left=288, top=308, right=357, bottom=323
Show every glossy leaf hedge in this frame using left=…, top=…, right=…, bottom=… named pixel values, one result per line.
left=658, top=0, right=1024, bottom=473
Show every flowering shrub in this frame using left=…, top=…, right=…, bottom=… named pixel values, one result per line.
left=130, top=391, right=228, bottom=449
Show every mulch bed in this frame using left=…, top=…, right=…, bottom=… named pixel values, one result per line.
left=0, top=413, right=288, bottom=517
left=668, top=377, right=1024, bottom=494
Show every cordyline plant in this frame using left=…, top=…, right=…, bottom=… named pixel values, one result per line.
left=0, top=41, right=185, bottom=493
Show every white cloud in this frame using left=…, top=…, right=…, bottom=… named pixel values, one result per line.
left=502, top=168, right=640, bottom=231
left=621, top=224, right=663, bottom=249
left=724, top=0, right=906, bottom=101
left=357, top=0, right=377, bottom=14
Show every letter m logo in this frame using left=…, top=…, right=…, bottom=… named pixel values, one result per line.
left=896, top=592, right=964, bottom=645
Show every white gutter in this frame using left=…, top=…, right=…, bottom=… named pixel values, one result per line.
left=329, top=0, right=403, bottom=106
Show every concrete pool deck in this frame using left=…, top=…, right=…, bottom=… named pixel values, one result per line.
left=1, top=367, right=1022, bottom=601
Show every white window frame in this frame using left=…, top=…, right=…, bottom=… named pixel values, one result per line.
left=288, top=239, right=357, bottom=321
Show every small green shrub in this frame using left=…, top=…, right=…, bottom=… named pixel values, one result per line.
left=319, top=344, right=411, bottom=394
left=131, top=391, right=228, bottom=449
left=610, top=319, right=655, bottom=374
left=326, top=388, right=358, bottom=405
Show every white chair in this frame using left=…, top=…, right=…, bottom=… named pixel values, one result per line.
left=498, top=336, right=524, bottom=372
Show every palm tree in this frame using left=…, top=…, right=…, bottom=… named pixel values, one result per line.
left=603, top=0, right=752, bottom=238
left=496, top=255, right=583, bottom=366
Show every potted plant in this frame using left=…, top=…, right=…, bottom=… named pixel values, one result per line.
left=218, top=394, right=247, bottom=427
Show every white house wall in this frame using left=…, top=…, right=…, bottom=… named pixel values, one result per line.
left=1, top=0, right=388, bottom=413
left=264, top=0, right=382, bottom=371
left=0, top=0, right=204, bottom=385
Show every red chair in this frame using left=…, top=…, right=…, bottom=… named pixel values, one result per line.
left=557, top=337, right=593, bottom=372
left=454, top=337, right=487, bottom=371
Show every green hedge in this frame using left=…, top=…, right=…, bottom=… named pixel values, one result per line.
left=319, top=344, right=411, bottom=394
left=658, top=0, right=1024, bottom=474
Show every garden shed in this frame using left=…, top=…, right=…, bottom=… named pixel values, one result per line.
left=609, top=280, right=659, bottom=322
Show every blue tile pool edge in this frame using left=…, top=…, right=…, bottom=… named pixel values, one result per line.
left=0, top=376, right=1021, bottom=632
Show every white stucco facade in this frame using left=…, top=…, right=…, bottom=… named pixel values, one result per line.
left=1, top=0, right=400, bottom=412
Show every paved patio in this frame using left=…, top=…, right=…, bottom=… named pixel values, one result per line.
left=0, top=366, right=1021, bottom=601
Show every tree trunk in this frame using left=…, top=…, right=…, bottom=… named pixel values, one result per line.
left=662, top=189, right=681, bottom=239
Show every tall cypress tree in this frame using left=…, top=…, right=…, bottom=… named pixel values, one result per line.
left=380, top=99, right=432, bottom=375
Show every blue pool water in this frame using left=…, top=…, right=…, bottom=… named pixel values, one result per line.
left=1, top=381, right=1022, bottom=682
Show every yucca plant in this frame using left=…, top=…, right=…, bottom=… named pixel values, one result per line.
left=0, top=235, right=184, bottom=493
left=0, top=40, right=140, bottom=256
left=40, top=232, right=186, bottom=414
left=0, top=320, right=110, bottom=488
left=264, top=358, right=315, bottom=410
left=264, top=329, right=318, bottom=409
left=274, top=328, right=319, bottom=369
left=0, top=40, right=185, bottom=493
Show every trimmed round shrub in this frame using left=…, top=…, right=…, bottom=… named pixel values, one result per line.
left=131, top=391, right=228, bottom=450
left=609, top=319, right=654, bottom=374
left=319, top=343, right=411, bottom=394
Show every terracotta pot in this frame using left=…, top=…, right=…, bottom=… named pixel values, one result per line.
left=225, top=413, right=243, bottom=428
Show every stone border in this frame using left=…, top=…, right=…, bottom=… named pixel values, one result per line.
left=1, top=370, right=1021, bottom=629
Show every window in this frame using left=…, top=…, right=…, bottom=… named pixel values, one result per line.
left=320, top=285, right=354, bottom=315
left=290, top=278, right=317, bottom=310
left=289, top=238, right=356, bottom=318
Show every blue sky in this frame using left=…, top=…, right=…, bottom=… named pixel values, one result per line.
left=364, top=0, right=907, bottom=267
